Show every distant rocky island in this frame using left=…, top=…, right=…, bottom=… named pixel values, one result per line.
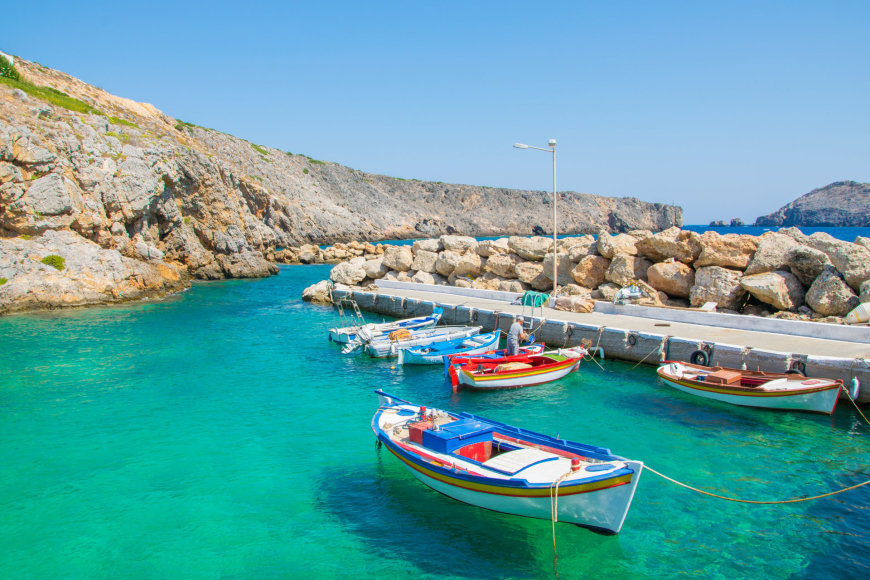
left=755, top=181, right=870, bottom=227
left=0, top=54, right=679, bottom=314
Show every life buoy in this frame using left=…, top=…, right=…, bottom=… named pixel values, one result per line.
left=788, top=361, right=806, bottom=376
left=689, top=349, right=709, bottom=366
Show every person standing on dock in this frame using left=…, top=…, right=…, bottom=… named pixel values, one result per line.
left=507, top=316, right=528, bottom=356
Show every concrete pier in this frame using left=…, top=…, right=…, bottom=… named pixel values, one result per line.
left=331, top=282, right=870, bottom=404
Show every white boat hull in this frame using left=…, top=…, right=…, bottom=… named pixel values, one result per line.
left=366, top=326, right=482, bottom=358
left=658, top=376, right=841, bottom=414
left=458, top=358, right=581, bottom=390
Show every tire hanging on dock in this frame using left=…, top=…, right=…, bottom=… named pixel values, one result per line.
left=689, top=349, right=709, bottom=366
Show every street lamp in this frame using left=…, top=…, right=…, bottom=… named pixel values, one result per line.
left=514, top=139, right=558, bottom=299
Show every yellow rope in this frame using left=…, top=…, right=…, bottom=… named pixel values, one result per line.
left=549, top=470, right=573, bottom=560
left=631, top=343, right=663, bottom=369
left=840, top=382, right=870, bottom=428
left=645, top=465, right=870, bottom=504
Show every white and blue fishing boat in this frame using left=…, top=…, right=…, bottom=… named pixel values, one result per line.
left=372, top=390, right=644, bottom=534
left=364, top=325, right=482, bottom=358
left=330, top=307, right=443, bottom=346
left=397, top=331, right=501, bottom=365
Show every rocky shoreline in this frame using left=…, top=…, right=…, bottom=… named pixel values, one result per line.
left=304, top=228, right=870, bottom=324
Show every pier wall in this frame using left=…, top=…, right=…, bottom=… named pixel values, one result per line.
left=334, top=288, right=870, bottom=404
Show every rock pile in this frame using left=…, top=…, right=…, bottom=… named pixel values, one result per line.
left=314, top=229, right=870, bottom=322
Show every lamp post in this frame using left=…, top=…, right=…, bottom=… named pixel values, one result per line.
left=513, top=139, right=558, bottom=299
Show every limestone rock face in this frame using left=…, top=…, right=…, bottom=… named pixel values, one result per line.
left=381, top=245, right=413, bottom=272
left=744, top=232, right=801, bottom=275
left=541, top=252, right=574, bottom=285
left=805, top=269, right=859, bottom=316
left=695, top=233, right=758, bottom=269
left=484, top=253, right=522, bottom=279
left=606, top=254, right=652, bottom=287
left=571, top=255, right=610, bottom=289
left=740, top=271, right=805, bottom=311
left=508, top=236, right=551, bottom=261
left=647, top=261, right=694, bottom=298
left=860, top=280, right=870, bottom=303
left=596, top=231, right=638, bottom=259
left=755, top=181, right=870, bottom=227
left=690, top=266, right=746, bottom=310
left=0, top=229, right=187, bottom=314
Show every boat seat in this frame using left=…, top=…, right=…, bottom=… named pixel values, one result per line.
left=482, top=448, right=559, bottom=475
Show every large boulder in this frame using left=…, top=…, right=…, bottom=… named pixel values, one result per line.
left=453, top=252, right=483, bottom=278
left=329, top=260, right=367, bottom=285
left=382, top=245, right=413, bottom=272
left=805, top=268, right=859, bottom=316
left=690, top=266, right=746, bottom=310
left=695, top=232, right=758, bottom=269
left=410, top=270, right=436, bottom=285
left=440, top=235, right=478, bottom=253
left=797, top=233, right=870, bottom=291
left=785, top=245, right=831, bottom=286
left=410, top=250, right=438, bottom=274
left=740, top=270, right=805, bottom=311
left=596, top=231, right=638, bottom=259
left=605, top=254, right=653, bottom=287
left=499, top=279, right=526, bottom=293
left=435, top=250, right=463, bottom=277
left=476, top=238, right=511, bottom=257
left=647, top=260, right=694, bottom=298
left=634, top=227, right=698, bottom=264
left=412, top=238, right=442, bottom=253
left=302, top=280, right=333, bottom=304
left=541, top=252, right=574, bottom=285
left=744, top=232, right=801, bottom=275
left=561, top=235, right=597, bottom=260
left=470, top=272, right=503, bottom=290
left=484, top=253, right=522, bottom=279
left=571, top=255, right=610, bottom=289
left=363, top=257, right=389, bottom=279
left=860, top=280, right=870, bottom=303
left=515, top=261, right=551, bottom=291
left=508, top=236, right=552, bottom=261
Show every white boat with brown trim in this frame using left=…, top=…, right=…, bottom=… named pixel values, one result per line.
left=656, top=361, right=843, bottom=414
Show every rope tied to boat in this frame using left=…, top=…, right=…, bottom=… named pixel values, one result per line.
left=549, top=468, right=574, bottom=561
left=645, top=465, right=870, bottom=504
left=630, top=336, right=668, bottom=369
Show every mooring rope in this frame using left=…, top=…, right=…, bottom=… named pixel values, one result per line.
left=645, top=465, right=870, bottom=504
left=549, top=470, right=573, bottom=562
left=630, top=338, right=666, bottom=370
left=840, top=379, right=870, bottom=428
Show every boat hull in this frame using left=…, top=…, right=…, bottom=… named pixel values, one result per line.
left=365, top=326, right=482, bottom=358
left=329, top=313, right=441, bottom=345
left=656, top=362, right=842, bottom=414
left=386, top=441, right=642, bottom=534
left=371, top=392, right=642, bottom=534
left=399, top=331, right=500, bottom=365
left=457, top=356, right=581, bottom=390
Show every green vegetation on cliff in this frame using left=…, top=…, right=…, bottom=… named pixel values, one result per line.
left=40, top=255, right=66, bottom=271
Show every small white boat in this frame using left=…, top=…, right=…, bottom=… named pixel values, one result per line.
left=364, top=325, right=482, bottom=358
left=330, top=307, right=443, bottom=346
left=372, top=390, right=643, bottom=534
left=656, top=361, right=843, bottom=414
left=397, top=331, right=500, bottom=365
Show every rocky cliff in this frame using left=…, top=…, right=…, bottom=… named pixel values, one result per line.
left=0, top=56, right=680, bottom=313
left=755, top=181, right=870, bottom=227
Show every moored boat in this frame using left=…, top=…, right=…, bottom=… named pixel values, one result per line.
left=398, top=331, right=501, bottom=365
left=371, top=390, right=643, bottom=534
left=364, top=325, right=482, bottom=358
left=329, top=307, right=442, bottom=345
left=451, top=347, right=587, bottom=391
left=656, top=361, right=843, bottom=414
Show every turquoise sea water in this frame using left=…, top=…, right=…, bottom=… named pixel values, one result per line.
left=0, top=265, right=867, bottom=579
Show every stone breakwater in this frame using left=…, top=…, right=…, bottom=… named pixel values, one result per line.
left=305, top=229, right=870, bottom=322
left=0, top=56, right=678, bottom=314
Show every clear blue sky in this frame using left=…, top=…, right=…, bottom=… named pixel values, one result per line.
left=5, top=1, right=869, bottom=224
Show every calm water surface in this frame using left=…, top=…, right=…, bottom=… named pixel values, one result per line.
left=0, top=266, right=867, bottom=579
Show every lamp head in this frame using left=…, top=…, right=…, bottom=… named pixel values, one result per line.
left=548, top=139, right=556, bottom=147
left=513, top=143, right=529, bottom=149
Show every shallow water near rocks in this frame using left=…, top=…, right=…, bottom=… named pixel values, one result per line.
left=0, top=265, right=867, bottom=579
